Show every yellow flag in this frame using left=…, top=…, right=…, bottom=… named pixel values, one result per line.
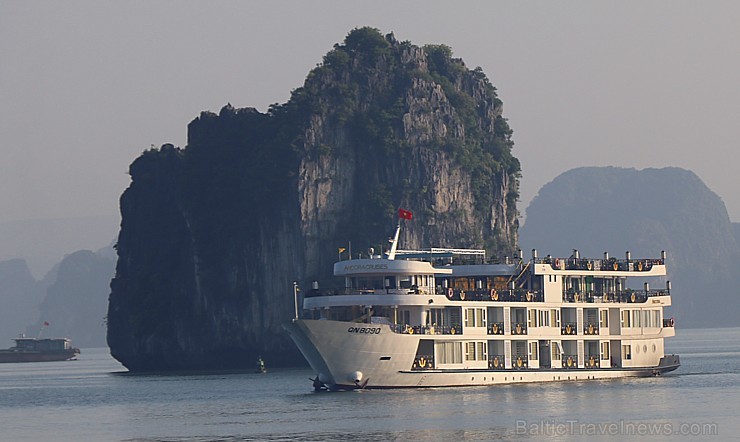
left=338, top=247, right=346, bottom=254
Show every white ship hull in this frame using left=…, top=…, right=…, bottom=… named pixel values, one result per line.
left=284, top=319, right=679, bottom=389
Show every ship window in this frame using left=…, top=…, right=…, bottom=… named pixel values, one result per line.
left=551, top=309, right=560, bottom=327
left=539, top=310, right=550, bottom=327
left=600, top=310, right=608, bottom=328
left=428, top=309, right=445, bottom=327
left=632, top=310, right=642, bottom=327
left=529, top=342, right=538, bottom=360
left=476, top=342, right=487, bottom=361
left=399, top=310, right=410, bottom=326
left=552, top=342, right=563, bottom=361
left=355, top=276, right=385, bottom=290
left=528, top=309, right=537, bottom=328
left=621, top=310, right=631, bottom=328
left=399, top=276, right=412, bottom=288
left=622, top=344, right=632, bottom=360
left=600, top=342, right=610, bottom=360
left=466, top=342, right=476, bottom=361
left=465, top=308, right=486, bottom=327
left=385, top=276, right=396, bottom=288
left=436, top=341, right=462, bottom=364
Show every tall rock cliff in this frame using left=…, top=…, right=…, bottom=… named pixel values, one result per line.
left=107, top=28, right=520, bottom=371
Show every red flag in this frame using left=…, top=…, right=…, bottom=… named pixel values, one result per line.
left=398, top=208, right=413, bottom=220
left=43, top=321, right=50, bottom=326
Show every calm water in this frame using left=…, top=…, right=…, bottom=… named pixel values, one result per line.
left=1, top=328, right=738, bottom=441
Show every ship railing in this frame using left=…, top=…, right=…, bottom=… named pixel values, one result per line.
left=487, top=322, right=505, bottom=335
left=583, top=322, right=600, bottom=335
left=584, top=354, right=601, bottom=368
left=561, top=322, right=578, bottom=335
left=488, top=354, right=505, bottom=369
left=539, top=257, right=664, bottom=271
left=443, top=288, right=543, bottom=302
left=304, top=287, right=436, bottom=298
left=412, top=354, right=434, bottom=370
left=511, top=322, right=528, bottom=335
left=512, top=355, right=529, bottom=369
left=391, top=324, right=462, bottom=335
left=562, top=354, right=579, bottom=369
left=563, top=289, right=670, bottom=304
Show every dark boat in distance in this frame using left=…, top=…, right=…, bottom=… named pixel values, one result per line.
left=0, top=336, right=80, bottom=363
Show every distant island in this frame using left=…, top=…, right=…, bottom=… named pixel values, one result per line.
left=520, top=166, right=740, bottom=329
left=0, top=248, right=114, bottom=348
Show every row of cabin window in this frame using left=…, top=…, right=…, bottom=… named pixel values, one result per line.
left=528, top=309, right=607, bottom=328
left=464, top=308, right=611, bottom=328
left=437, top=341, right=615, bottom=364
left=620, top=309, right=661, bottom=328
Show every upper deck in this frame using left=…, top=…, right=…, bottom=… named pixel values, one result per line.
left=533, top=256, right=666, bottom=277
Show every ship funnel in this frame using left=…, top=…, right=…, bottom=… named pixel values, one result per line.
left=644, top=282, right=650, bottom=292
left=626, top=251, right=631, bottom=260
left=604, top=252, right=609, bottom=260
left=518, top=249, right=523, bottom=260
left=573, top=249, right=579, bottom=259
left=532, top=249, right=538, bottom=259
left=666, top=280, right=671, bottom=292
left=661, top=250, right=667, bottom=260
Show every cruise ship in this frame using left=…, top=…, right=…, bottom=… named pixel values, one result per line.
left=284, top=213, right=680, bottom=390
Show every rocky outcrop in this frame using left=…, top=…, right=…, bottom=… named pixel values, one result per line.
left=107, top=28, right=520, bottom=371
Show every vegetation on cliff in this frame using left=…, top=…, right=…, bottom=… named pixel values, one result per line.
left=108, top=27, right=521, bottom=371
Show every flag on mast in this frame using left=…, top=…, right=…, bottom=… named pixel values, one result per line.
left=398, top=208, right=413, bottom=220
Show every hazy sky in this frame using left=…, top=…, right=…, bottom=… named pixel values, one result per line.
left=2, top=1, right=740, bottom=226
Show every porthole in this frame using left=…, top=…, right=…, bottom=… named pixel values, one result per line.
left=643, top=345, right=648, bottom=353
left=635, top=345, right=640, bottom=354
left=652, top=344, right=657, bottom=353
